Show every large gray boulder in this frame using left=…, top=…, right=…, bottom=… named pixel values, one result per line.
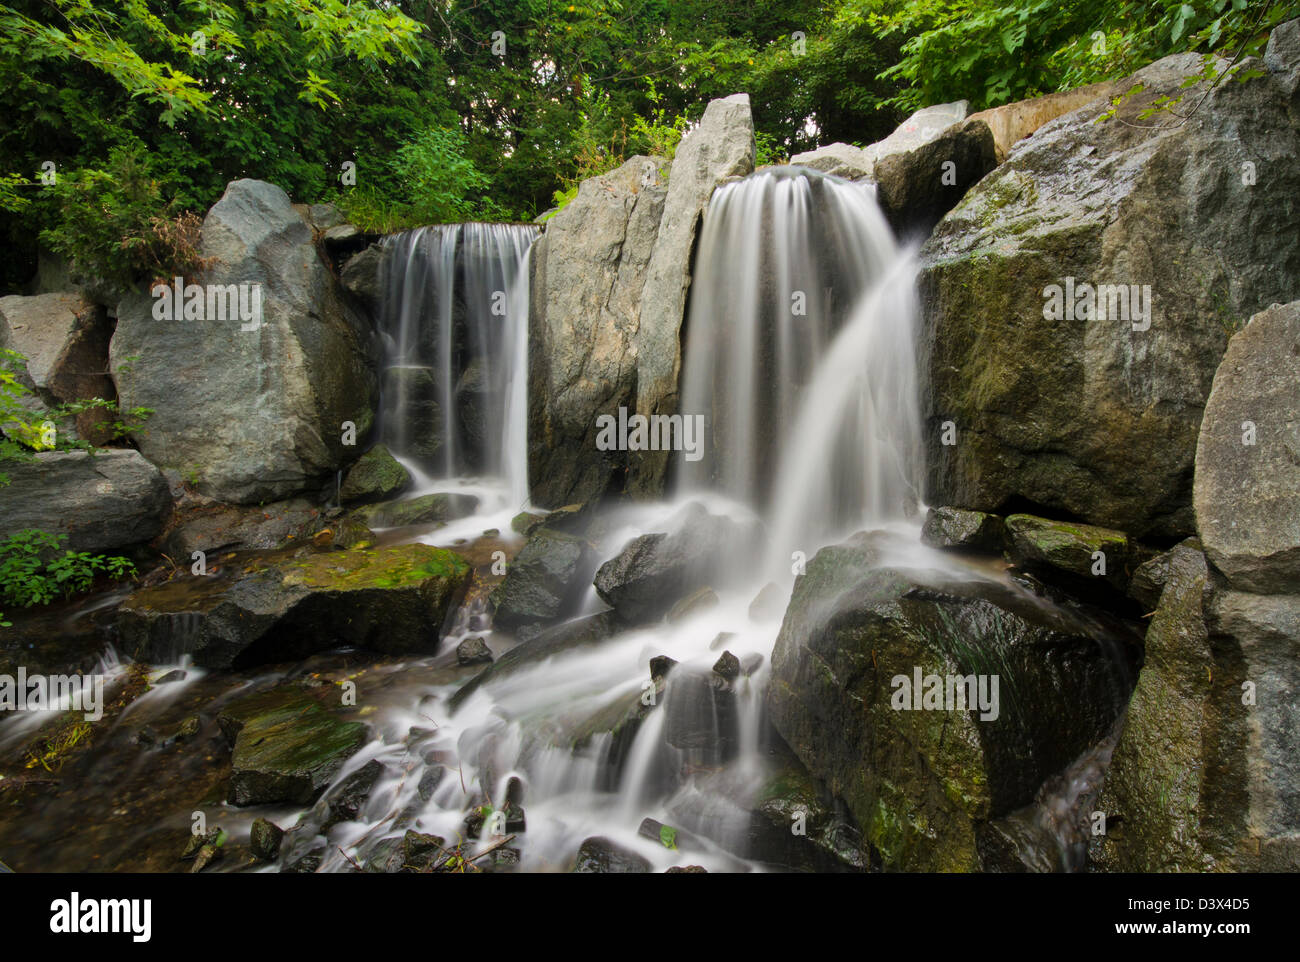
left=110, top=180, right=377, bottom=504
left=767, top=530, right=1136, bottom=871
left=629, top=94, right=755, bottom=497
left=919, top=44, right=1300, bottom=539
left=1193, top=300, right=1300, bottom=594
left=527, top=156, right=667, bottom=508
left=0, top=293, right=115, bottom=443
left=0, top=449, right=170, bottom=554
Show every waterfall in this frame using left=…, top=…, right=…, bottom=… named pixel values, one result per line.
left=376, top=223, right=538, bottom=509
left=675, top=167, right=924, bottom=572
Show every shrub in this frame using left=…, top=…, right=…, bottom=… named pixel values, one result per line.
left=0, top=529, right=135, bottom=610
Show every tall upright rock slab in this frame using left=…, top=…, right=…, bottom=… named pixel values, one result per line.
left=628, top=94, right=755, bottom=498
left=111, top=180, right=376, bottom=504
left=527, top=156, right=668, bottom=508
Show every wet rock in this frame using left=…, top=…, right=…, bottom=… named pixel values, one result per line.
left=921, top=506, right=1007, bottom=552
left=666, top=865, right=708, bottom=873
left=667, top=586, right=719, bottom=623
left=164, top=498, right=320, bottom=558
left=118, top=542, right=472, bottom=668
left=511, top=511, right=546, bottom=537
left=154, top=669, right=187, bottom=685
left=112, top=179, right=376, bottom=504
left=1193, top=300, right=1300, bottom=594
left=339, top=444, right=410, bottom=505
left=1004, top=514, right=1132, bottom=593
left=709, top=631, right=736, bottom=651
left=739, top=653, right=764, bottom=677
left=378, top=366, right=442, bottom=467
left=417, top=765, right=445, bottom=803
left=1128, top=539, right=1203, bottom=612
left=0, top=449, right=170, bottom=555
left=456, top=636, right=493, bottom=666
left=572, top=836, right=651, bottom=873
left=181, top=829, right=222, bottom=860
left=449, top=611, right=616, bottom=709
left=712, top=650, right=741, bottom=681
left=283, top=850, right=323, bottom=874
left=665, top=666, right=739, bottom=762
left=323, top=759, right=383, bottom=827
left=637, top=817, right=702, bottom=854
left=191, top=844, right=222, bottom=873
left=874, top=117, right=996, bottom=237
left=631, top=94, right=756, bottom=497
left=748, top=582, right=786, bottom=621
left=491, top=528, right=592, bottom=630
left=649, top=655, right=678, bottom=683
left=353, top=492, right=478, bottom=529
left=920, top=48, right=1300, bottom=540
left=593, top=502, right=764, bottom=624
left=396, top=830, right=447, bottom=872
left=225, top=690, right=367, bottom=806
left=249, top=818, right=284, bottom=862
left=339, top=243, right=387, bottom=315
left=768, top=530, right=1137, bottom=871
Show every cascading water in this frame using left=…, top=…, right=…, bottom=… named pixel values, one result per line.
left=675, top=168, right=924, bottom=575
left=376, top=223, right=537, bottom=513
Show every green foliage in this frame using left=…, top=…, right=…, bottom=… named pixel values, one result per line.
left=0, top=528, right=135, bottom=609
left=38, top=145, right=209, bottom=288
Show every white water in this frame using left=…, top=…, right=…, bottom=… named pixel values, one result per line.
left=377, top=223, right=538, bottom=515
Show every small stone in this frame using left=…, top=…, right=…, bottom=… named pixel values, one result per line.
left=666, top=865, right=708, bottom=873
left=712, top=650, right=741, bottom=680
left=249, top=818, right=284, bottom=862
left=155, top=669, right=187, bottom=684
left=649, top=655, right=678, bottom=683
left=456, top=636, right=493, bottom=666
left=191, top=843, right=222, bottom=873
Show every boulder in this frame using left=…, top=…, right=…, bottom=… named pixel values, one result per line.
left=629, top=94, right=756, bottom=497
left=1128, top=538, right=1203, bottom=612
left=117, top=542, right=471, bottom=668
left=162, top=497, right=320, bottom=558
left=111, top=179, right=377, bottom=503
left=338, top=444, right=410, bottom=505
left=0, top=293, right=115, bottom=442
left=919, top=49, right=1300, bottom=539
left=921, top=506, right=1007, bottom=552
left=490, top=527, right=592, bottom=630
left=873, top=117, right=996, bottom=237
left=339, top=244, right=387, bottom=316
left=249, top=818, right=284, bottom=862
left=664, top=665, right=739, bottom=763
left=456, top=636, right=493, bottom=666
left=789, top=142, right=875, bottom=179
left=967, top=81, right=1116, bottom=162
left=352, top=492, right=478, bottom=529
left=527, top=156, right=668, bottom=508
left=571, top=837, right=651, bottom=873
left=592, top=502, right=764, bottom=624
left=1193, top=300, right=1300, bottom=594
left=1004, top=513, right=1132, bottom=592
left=767, top=531, right=1136, bottom=871
left=0, top=449, right=170, bottom=554
left=226, top=690, right=367, bottom=806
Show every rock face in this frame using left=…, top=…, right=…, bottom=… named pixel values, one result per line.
left=117, top=543, right=470, bottom=668
left=919, top=48, right=1300, bottom=539
left=629, top=94, right=755, bottom=497
left=527, top=156, right=668, bottom=508
left=592, top=503, right=763, bottom=624
left=111, top=179, right=377, bottom=504
left=339, top=244, right=387, bottom=318
left=222, top=689, right=366, bottom=806
left=0, top=450, right=170, bottom=554
left=0, top=293, right=116, bottom=443
left=767, top=531, right=1135, bottom=871
left=1193, top=301, right=1300, bottom=594
left=920, top=506, right=1006, bottom=552
left=491, top=527, right=592, bottom=630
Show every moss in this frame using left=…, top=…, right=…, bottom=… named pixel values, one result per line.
left=282, top=543, right=469, bottom=592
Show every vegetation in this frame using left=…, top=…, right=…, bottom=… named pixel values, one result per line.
left=0, top=529, right=135, bottom=611
left=0, top=1, right=1288, bottom=289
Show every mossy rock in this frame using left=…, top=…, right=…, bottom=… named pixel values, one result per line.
left=339, top=444, right=411, bottom=504
left=1004, top=513, right=1132, bottom=591
left=354, top=492, right=479, bottom=528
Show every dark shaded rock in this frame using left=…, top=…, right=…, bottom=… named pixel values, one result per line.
left=249, top=818, right=284, bottom=862
left=396, top=830, right=447, bottom=872
left=339, top=243, right=387, bottom=315
left=339, top=444, right=410, bottom=504
left=875, top=117, right=997, bottom=238
left=456, top=636, right=493, bottom=666
left=665, top=666, right=739, bottom=763
left=417, top=765, right=445, bottom=803
left=921, top=506, right=1007, bottom=552
left=1128, top=538, right=1203, bottom=612
left=118, top=542, right=471, bottom=668
left=491, top=528, right=592, bottom=630
left=324, top=758, right=382, bottom=827
left=767, top=530, right=1136, bottom=871
left=666, top=865, right=708, bottom=873
left=572, top=836, right=651, bottom=873
left=226, top=691, right=367, bottom=806
left=353, top=492, right=478, bottom=529
left=164, top=498, right=321, bottom=558
left=649, top=655, right=678, bottom=683
left=593, top=503, right=764, bottom=624
left=712, top=650, right=740, bottom=680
